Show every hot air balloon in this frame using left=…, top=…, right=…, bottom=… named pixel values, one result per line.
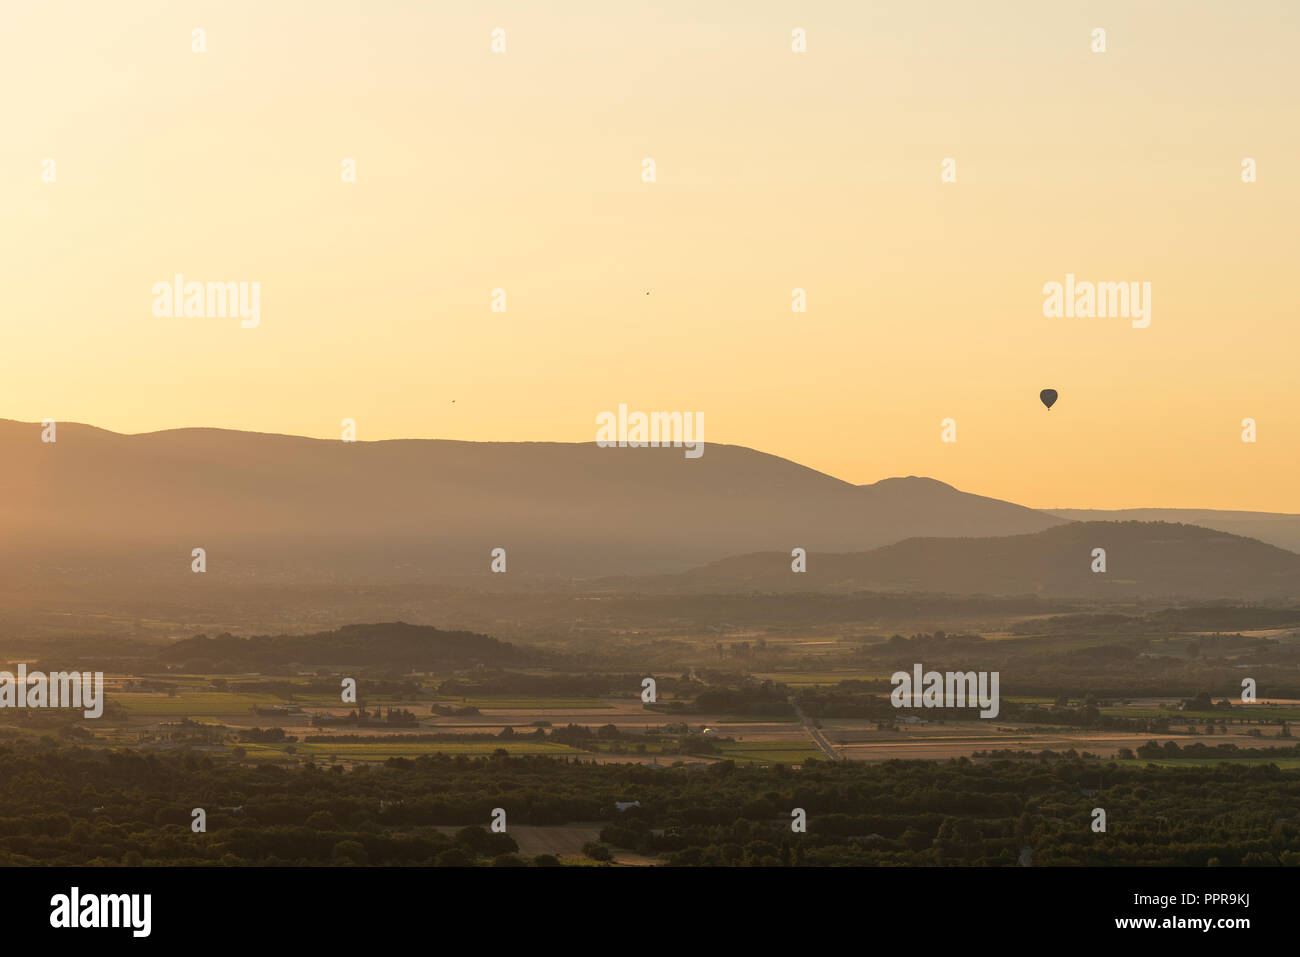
left=1040, top=389, right=1058, bottom=410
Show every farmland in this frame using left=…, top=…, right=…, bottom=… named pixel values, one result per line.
left=0, top=608, right=1298, bottom=868
left=5, top=665, right=1295, bottom=773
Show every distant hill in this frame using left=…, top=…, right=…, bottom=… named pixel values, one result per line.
left=155, top=622, right=536, bottom=670
left=673, top=521, right=1300, bottom=600
left=0, top=419, right=1062, bottom=579
left=1048, top=508, right=1300, bottom=554
left=4, top=419, right=1297, bottom=604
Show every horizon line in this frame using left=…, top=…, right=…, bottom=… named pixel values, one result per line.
left=5, top=416, right=1295, bottom=516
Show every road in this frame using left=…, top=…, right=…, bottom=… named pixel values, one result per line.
left=788, top=695, right=842, bottom=762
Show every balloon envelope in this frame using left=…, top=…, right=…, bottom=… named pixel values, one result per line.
left=1040, top=389, right=1058, bottom=410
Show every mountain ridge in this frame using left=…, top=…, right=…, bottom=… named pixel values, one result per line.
left=3, top=418, right=1297, bottom=586
left=0, top=418, right=1058, bottom=577
left=669, top=521, right=1300, bottom=600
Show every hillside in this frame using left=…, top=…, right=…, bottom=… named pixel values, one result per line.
left=675, top=521, right=1300, bottom=600
left=0, top=419, right=1061, bottom=579
left=155, top=622, right=538, bottom=671
left=1049, top=508, right=1300, bottom=554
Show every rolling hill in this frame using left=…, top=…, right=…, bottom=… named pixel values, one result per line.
left=0, top=418, right=1062, bottom=579
left=674, top=521, right=1300, bottom=600
left=154, top=621, right=539, bottom=670
left=3, top=419, right=1297, bottom=603
left=1048, top=508, right=1300, bottom=554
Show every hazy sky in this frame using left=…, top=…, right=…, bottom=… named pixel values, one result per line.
left=3, top=1, right=1297, bottom=510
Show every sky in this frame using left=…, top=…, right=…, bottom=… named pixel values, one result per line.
left=2, top=0, right=1298, bottom=510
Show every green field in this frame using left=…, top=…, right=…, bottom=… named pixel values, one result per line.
left=590, top=741, right=676, bottom=754
left=435, top=696, right=609, bottom=709
left=283, top=695, right=434, bottom=707
left=115, top=692, right=281, bottom=715
left=751, top=672, right=892, bottom=687
left=243, top=740, right=583, bottom=761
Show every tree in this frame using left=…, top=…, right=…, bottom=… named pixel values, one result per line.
left=436, top=847, right=473, bottom=867
left=332, top=840, right=368, bottom=865
left=454, top=826, right=492, bottom=854
left=900, top=828, right=931, bottom=851
left=743, top=841, right=779, bottom=866
left=305, top=810, right=337, bottom=830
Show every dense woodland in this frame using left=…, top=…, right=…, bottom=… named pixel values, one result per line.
left=0, top=743, right=1297, bottom=866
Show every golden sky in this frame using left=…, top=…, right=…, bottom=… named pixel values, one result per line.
left=2, top=1, right=1297, bottom=510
